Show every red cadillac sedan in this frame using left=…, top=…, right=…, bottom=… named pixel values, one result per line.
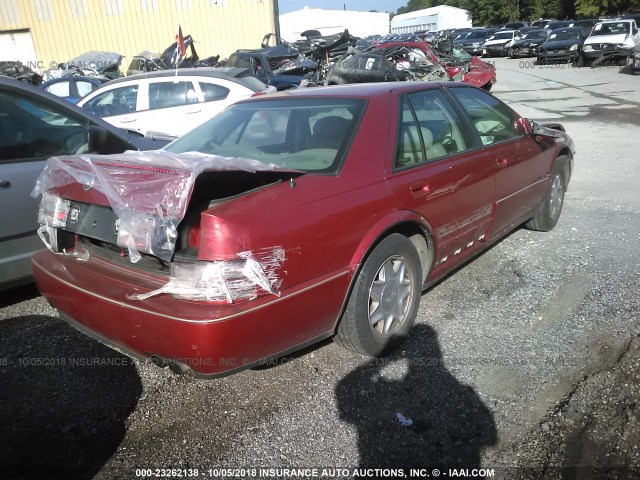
left=32, top=82, right=574, bottom=377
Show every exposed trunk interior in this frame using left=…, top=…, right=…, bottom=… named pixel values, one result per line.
left=74, top=170, right=303, bottom=271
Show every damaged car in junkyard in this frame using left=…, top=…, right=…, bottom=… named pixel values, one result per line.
left=581, top=19, right=640, bottom=66
left=127, top=34, right=221, bottom=75
left=327, top=41, right=496, bottom=91
left=537, top=27, right=588, bottom=65
left=43, top=51, right=124, bottom=82
left=226, top=43, right=314, bottom=91
left=508, top=29, right=551, bottom=58
left=31, top=82, right=574, bottom=377
left=0, top=61, right=43, bottom=85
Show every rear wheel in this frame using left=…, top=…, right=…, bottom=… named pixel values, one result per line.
left=336, top=234, right=422, bottom=356
left=481, top=81, right=493, bottom=92
left=525, top=156, right=568, bottom=232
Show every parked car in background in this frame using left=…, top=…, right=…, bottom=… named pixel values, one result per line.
left=568, top=18, right=600, bottom=33
left=531, top=19, right=556, bottom=28
left=43, top=51, right=124, bottom=83
left=327, top=42, right=496, bottom=91
left=39, top=76, right=108, bottom=103
left=417, top=31, right=436, bottom=41
left=0, top=76, right=165, bottom=290
left=483, top=30, right=523, bottom=57
left=126, top=51, right=160, bottom=76
left=520, top=26, right=544, bottom=34
left=226, top=46, right=308, bottom=90
left=504, top=21, right=529, bottom=29
left=537, top=27, right=588, bottom=64
left=508, top=29, right=551, bottom=57
left=544, top=21, right=572, bottom=31
left=582, top=20, right=640, bottom=66
left=454, top=29, right=490, bottom=55
left=78, top=68, right=271, bottom=139
left=32, top=82, right=574, bottom=377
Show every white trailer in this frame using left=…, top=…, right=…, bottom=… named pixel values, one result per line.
left=279, top=7, right=390, bottom=42
left=390, top=5, right=472, bottom=34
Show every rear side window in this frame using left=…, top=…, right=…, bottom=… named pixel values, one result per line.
left=395, top=89, right=469, bottom=169
left=149, top=81, right=198, bottom=110
left=82, top=85, right=138, bottom=116
left=199, top=82, right=229, bottom=102
left=449, top=87, right=521, bottom=146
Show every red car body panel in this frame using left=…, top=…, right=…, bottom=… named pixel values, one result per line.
left=32, top=82, right=573, bottom=377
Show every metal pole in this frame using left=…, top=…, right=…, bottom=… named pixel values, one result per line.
left=273, top=0, right=281, bottom=45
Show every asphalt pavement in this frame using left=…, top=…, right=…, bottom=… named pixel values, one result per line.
left=1, top=59, right=639, bottom=479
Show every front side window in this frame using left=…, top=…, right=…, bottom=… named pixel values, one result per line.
left=76, top=80, right=98, bottom=98
left=449, top=87, right=521, bottom=146
left=0, top=92, right=89, bottom=161
left=166, top=98, right=366, bottom=174
left=45, top=81, right=71, bottom=97
left=82, top=84, right=138, bottom=116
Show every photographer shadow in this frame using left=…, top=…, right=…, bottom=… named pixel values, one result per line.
left=335, top=324, right=497, bottom=470
left=0, top=315, right=142, bottom=480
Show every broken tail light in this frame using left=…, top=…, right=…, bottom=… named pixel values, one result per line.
left=38, top=192, right=71, bottom=228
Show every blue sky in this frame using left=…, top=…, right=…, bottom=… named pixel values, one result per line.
left=277, top=0, right=408, bottom=14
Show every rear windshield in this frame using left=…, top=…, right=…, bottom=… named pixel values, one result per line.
left=166, top=98, right=366, bottom=174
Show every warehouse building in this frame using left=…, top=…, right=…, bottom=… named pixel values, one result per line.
left=0, top=0, right=277, bottom=72
left=390, top=5, right=471, bottom=34
left=279, top=7, right=389, bottom=42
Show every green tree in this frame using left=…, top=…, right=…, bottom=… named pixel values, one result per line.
left=575, top=0, right=640, bottom=16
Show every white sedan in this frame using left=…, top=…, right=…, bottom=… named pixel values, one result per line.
left=78, top=68, right=271, bottom=139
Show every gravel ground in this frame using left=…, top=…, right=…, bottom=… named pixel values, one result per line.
left=1, top=59, right=639, bottom=480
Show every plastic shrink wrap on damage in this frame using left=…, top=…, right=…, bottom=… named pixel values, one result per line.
left=31, top=150, right=280, bottom=263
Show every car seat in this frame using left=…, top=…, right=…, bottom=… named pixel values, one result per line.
left=308, top=115, right=350, bottom=150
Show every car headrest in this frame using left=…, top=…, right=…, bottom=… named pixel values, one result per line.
left=420, top=126, right=434, bottom=148
left=313, top=116, right=350, bottom=139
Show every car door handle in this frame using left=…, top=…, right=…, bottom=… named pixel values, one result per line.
left=496, top=156, right=509, bottom=167
left=119, top=117, right=137, bottom=123
left=410, top=181, right=430, bottom=197
left=185, top=108, right=201, bottom=114
left=0, top=180, right=11, bottom=189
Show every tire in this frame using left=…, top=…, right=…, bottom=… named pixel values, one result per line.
left=336, top=234, right=422, bottom=357
left=481, top=81, right=492, bottom=92
left=508, top=49, right=517, bottom=59
left=525, top=156, right=568, bottom=232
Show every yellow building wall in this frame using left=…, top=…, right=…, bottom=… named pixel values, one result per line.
left=0, top=0, right=276, bottom=71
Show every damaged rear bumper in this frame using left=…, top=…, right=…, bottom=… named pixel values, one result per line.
left=33, top=250, right=353, bottom=377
